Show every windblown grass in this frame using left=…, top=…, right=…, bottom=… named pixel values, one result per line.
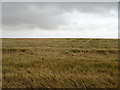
left=2, top=38, right=119, bottom=88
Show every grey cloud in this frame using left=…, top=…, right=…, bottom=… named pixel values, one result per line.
left=2, top=2, right=117, bottom=30
left=3, top=3, right=65, bottom=30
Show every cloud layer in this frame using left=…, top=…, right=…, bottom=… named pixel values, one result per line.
left=2, top=2, right=118, bottom=38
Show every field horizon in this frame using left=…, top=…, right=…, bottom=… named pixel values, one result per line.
left=2, top=38, right=119, bottom=88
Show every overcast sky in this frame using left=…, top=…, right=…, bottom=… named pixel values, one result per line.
left=2, top=2, right=118, bottom=38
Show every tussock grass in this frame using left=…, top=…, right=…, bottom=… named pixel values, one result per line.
left=2, top=38, right=118, bottom=88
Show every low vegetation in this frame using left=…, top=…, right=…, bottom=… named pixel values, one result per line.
left=2, top=38, right=119, bottom=88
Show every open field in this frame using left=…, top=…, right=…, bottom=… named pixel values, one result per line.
left=2, top=38, right=119, bottom=88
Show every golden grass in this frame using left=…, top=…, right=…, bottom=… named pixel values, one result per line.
left=2, top=38, right=119, bottom=88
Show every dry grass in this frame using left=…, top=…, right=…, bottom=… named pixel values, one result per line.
left=2, top=38, right=119, bottom=88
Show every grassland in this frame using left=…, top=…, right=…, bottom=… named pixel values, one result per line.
left=2, top=38, right=119, bottom=88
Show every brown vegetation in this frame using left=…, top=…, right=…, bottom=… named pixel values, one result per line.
left=2, top=38, right=119, bottom=88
